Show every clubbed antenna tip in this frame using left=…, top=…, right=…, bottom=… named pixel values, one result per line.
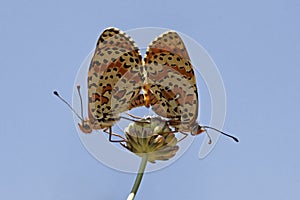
left=53, top=91, right=59, bottom=96
left=53, top=89, right=83, bottom=121
left=203, top=126, right=239, bottom=143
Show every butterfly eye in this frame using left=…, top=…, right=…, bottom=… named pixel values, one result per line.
left=191, top=125, right=199, bottom=135
left=83, top=123, right=91, bottom=131
left=77, top=121, right=92, bottom=134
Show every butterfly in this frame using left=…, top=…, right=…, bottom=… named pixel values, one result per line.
left=54, top=27, right=145, bottom=142
left=129, top=30, right=239, bottom=143
left=54, top=27, right=238, bottom=143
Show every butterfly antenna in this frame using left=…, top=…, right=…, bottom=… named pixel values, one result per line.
left=53, top=90, right=83, bottom=121
left=202, top=126, right=239, bottom=142
left=76, top=85, right=85, bottom=121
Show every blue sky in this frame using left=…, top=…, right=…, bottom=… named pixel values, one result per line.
left=1, top=0, right=300, bottom=199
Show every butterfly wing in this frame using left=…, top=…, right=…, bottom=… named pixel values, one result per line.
left=144, top=31, right=198, bottom=130
left=88, top=27, right=143, bottom=128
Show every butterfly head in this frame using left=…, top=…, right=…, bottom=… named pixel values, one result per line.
left=78, top=119, right=92, bottom=133
left=191, top=124, right=206, bottom=136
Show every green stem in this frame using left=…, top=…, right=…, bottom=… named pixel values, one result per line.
left=127, top=154, right=148, bottom=200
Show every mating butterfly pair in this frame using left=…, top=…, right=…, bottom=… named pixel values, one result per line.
left=54, top=27, right=238, bottom=143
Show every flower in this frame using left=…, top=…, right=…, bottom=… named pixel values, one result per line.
left=122, top=116, right=179, bottom=163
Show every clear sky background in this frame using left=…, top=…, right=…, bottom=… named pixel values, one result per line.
left=1, top=0, right=299, bottom=199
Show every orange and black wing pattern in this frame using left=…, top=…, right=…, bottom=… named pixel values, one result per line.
left=87, top=27, right=144, bottom=128
left=144, top=31, right=198, bottom=130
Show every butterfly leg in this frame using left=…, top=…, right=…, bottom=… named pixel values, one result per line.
left=124, top=112, right=144, bottom=120
left=103, top=127, right=126, bottom=142
left=178, top=131, right=188, bottom=142
left=120, top=115, right=150, bottom=124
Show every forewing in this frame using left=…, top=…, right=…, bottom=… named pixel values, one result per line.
left=88, top=27, right=143, bottom=126
left=144, top=31, right=198, bottom=127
